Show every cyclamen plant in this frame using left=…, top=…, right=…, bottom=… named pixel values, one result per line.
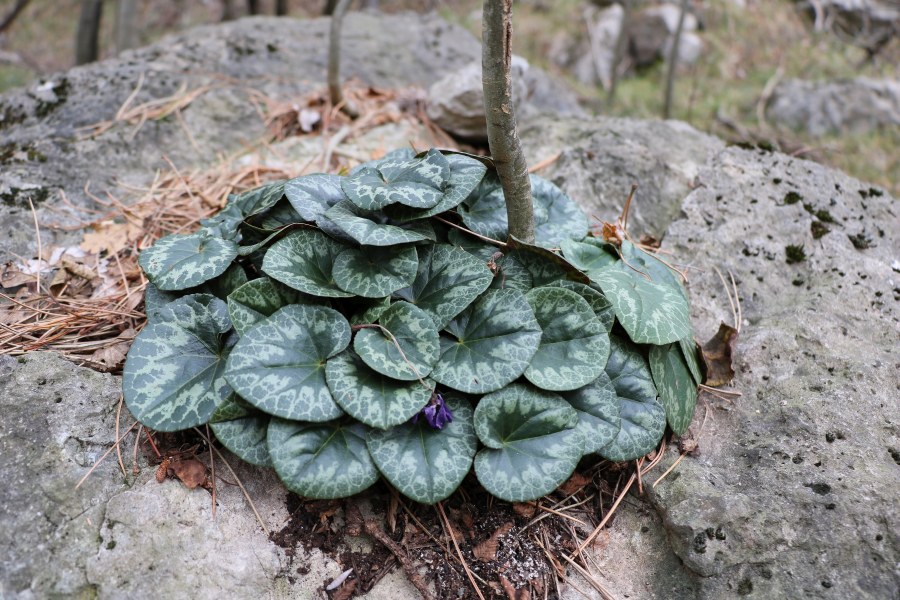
left=123, top=147, right=701, bottom=504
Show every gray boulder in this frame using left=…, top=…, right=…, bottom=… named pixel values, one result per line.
left=628, top=3, right=701, bottom=67
left=548, top=3, right=624, bottom=89
left=766, top=77, right=900, bottom=136
left=795, top=0, right=900, bottom=53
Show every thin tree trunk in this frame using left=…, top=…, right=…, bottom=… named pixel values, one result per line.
left=115, top=0, right=138, bottom=54
left=606, top=0, right=631, bottom=109
left=0, top=0, right=31, bottom=35
left=328, top=0, right=358, bottom=118
left=75, top=0, right=103, bottom=65
left=323, top=0, right=338, bottom=16
left=663, top=0, right=689, bottom=119
left=222, top=0, right=237, bottom=20
left=247, top=0, right=260, bottom=15
left=276, top=0, right=289, bottom=15
left=482, top=0, right=533, bottom=244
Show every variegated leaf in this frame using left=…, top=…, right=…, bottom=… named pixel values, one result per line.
left=366, top=395, right=476, bottom=504
left=262, top=229, right=354, bottom=298
left=473, top=384, right=584, bottom=502
left=431, top=289, right=542, bottom=394
left=211, top=414, right=272, bottom=467
left=559, top=237, right=618, bottom=275
left=341, top=149, right=449, bottom=211
left=227, top=276, right=304, bottom=337
left=230, top=180, right=285, bottom=217
left=649, top=343, right=698, bottom=436
left=543, top=280, right=615, bottom=332
left=387, top=153, right=488, bottom=221
left=562, top=372, right=621, bottom=455
left=139, top=232, right=238, bottom=291
left=524, top=287, right=609, bottom=391
left=268, top=419, right=378, bottom=499
left=326, top=351, right=435, bottom=429
left=354, top=301, right=440, bottom=381
left=333, top=245, right=418, bottom=298
left=679, top=336, right=703, bottom=385
left=284, top=173, right=345, bottom=222
left=325, top=201, right=435, bottom=246
left=447, top=230, right=532, bottom=292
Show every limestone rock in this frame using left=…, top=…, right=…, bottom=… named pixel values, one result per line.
left=548, top=3, right=624, bottom=89
left=628, top=3, right=700, bottom=67
left=795, top=0, right=900, bottom=53
left=766, top=77, right=900, bottom=136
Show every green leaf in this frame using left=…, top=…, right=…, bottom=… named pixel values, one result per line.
left=210, top=393, right=255, bottom=422
left=457, top=171, right=508, bottom=241
left=366, top=395, right=477, bottom=504
left=473, top=384, right=584, bottom=502
left=447, top=230, right=532, bottom=292
left=262, top=229, right=354, bottom=298
left=506, top=237, right=589, bottom=286
left=268, top=419, right=378, bottom=499
left=679, top=336, right=703, bottom=385
left=207, top=263, right=249, bottom=299
left=590, top=264, right=692, bottom=345
left=333, top=245, right=418, bottom=298
left=123, top=295, right=235, bottom=432
left=225, top=304, right=350, bottom=421
left=252, top=199, right=303, bottom=231
left=284, top=173, right=345, bottom=222
left=326, top=351, right=435, bottom=429
left=342, top=150, right=449, bottom=210
left=144, top=283, right=180, bottom=323
left=230, top=180, right=285, bottom=217
left=139, top=232, right=239, bottom=291
left=559, top=238, right=618, bottom=274
left=393, top=244, right=493, bottom=329
left=561, top=372, right=621, bottom=455
left=354, top=301, right=440, bottom=381
left=388, top=153, right=488, bottom=221
left=325, top=201, right=435, bottom=246
left=226, top=277, right=303, bottom=337
left=543, top=280, right=615, bottom=332
left=649, top=343, right=697, bottom=436
left=531, top=176, right=589, bottom=247
left=200, top=202, right=245, bottom=240
left=431, top=289, right=542, bottom=394
left=350, top=296, right=391, bottom=326
left=210, top=414, right=272, bottom=467
left=598, top=336, right=665, bottom=461
left=524, top=287, right=609, bottom=391
left=620, top=240, right=688, bottom=300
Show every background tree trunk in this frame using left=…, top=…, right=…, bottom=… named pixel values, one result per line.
left=115, top=0, right=138, bottom=54
left=275, top=0, right=289, bottom=15
left=482, top=0, right=534, bottom=243
left=75, top=0, right=103, bottom=65
left=221, top=0, right=237, bottom=20
left=663, top=0, right=689, bottom=119
left=247, top=0, right=260, bottom=15
left=323, top=0, right=338, bottom=16
left=0, top=0, right=31, bottom=35
left=606, top=0, right=631, bottom=109
left=328, top=0, right=358, bottom=117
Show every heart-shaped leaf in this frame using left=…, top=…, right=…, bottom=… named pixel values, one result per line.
left=342, top=149, right=449, bottom=210
left=598, top=336, right=665, bottom=461
left=457, top=171, right=508, bottom=241
left=333, top=245, right=418, bottom=298
left=268, top=418, right=378, bottom=499
left=210, top=414, right=272, bottom=467
left=200, top=202, right=245, bottom=241
left=559, top=237, right=618, bottom=274
left=561, top=372, right=621, bottom=455
left=649, top=343, right=697, bottom=436
left=524, top=287, right=609, bottom=391
left=144, top=283, right=180, bottom=323
left=393, top=244, right=493, bottom=329
left=620, top=240, right=688, bottom=300
left=123, top=294, right=235, bottom=432
left=325, top=201, right=435, bottom=246
left=225, top=304, right=350, bottom=421
left=590, top=264, right=692, bottom=345
left=263, top=229, right=354, bottom=298
left=679, top=336, right=703, bottom=385
left=543, top=280, right=615, bottom=332
left=447, top=230, right=532, bottom=292
left=139, top=232, right=239, bottom=291
left=326, top=351, right=435, bottom=429
left=366, top=395, right=477, bottom=504
left=227, top=277, right=304, bottom=337
left=473, top=384, right=584, bottom=502
left=284, top=173, right=345, bottom=222
left=431, top=289, right=542, bottom=394
left=231, top=180, right=285, bottom=217
left=354, top=301, right=440, bottom=381
left=350, top=296, right=391, bottom=326
left=387, top=153, right=488, bottom=221
left=506, top=237, right=589, bottom=286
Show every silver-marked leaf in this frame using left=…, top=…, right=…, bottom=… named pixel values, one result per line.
left=393, top=244, right=493, bottom=329
left=562, top=372, right=621, bottom=455
left=284, top=173, right=345, bottom=222
left=620, top=240, right=688, bottom=300
left=333, top=245, right=418, bottom=298
left=679, top=336, right=703, bottom=385
left=254, top=200, right=303, bottom=231
left=123, top=295, right=235, bottom=432
left=326, top=351, right=436, bottom=429
left=473, top=384, right=584, bottom=502
left=458, top=171, right=508, bottom=241
left=447, top=230, right=532, bottom=292
left=524, top=287, right=609, bottom=391
left=225, top=304, right=350, bottom=421
left=507, top=237, right=589, bottom=286
left=544, top=280, right=615, bottom=332
left=350, top=296, right=391, bottom=326
left=531, top=176, right=589, bottom=247
left=598, top=336, right=665, bottom=461
left=262, top=229, right=353, bottom=298
left=139, top=232, right=238, bottom=291
left=210, top=393, right=255, bottom=422
left=388, top=153, right=488, bottom=221
left=342, top=150, right=448, bottom=211
left=591, top=264, right=692, bottom=345
left=211, top=414, right=272, bottom=467
left=206, top=263, right=249, bottom=300
left=230, top=180, right=285, bottom=217
left=354, top=301, right=439, bottom=381
left=227, top=277, right=303, bottom=337
left=431, top=289, right=542, bottom=394
left=325, top=201, right=435, bottom=246
left=366, top=395, right=476, bottom=504
left=350, top=148, right=415, bottom=175
left=200, top=202, right=245, bottom=240
left=144, top=283, right=180, bottom=323
left=559, top=237, right=618, bottom=274
left=268, top=419, right=378, bottom=499
left=649, top=343, right=697, bottom=436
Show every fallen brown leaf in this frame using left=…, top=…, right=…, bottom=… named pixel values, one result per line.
left=512, top=502, right=537, bottom=519
left=169, top=458, right=209, bottom=489
left=329, top=578, right=357, bottom=600
left=473, top=522, right=514, bottom=562
left=557, top=471, right=591, bottom=496
left=499, top=575, right=531, bottom=600
left=701, top=322, right=738, bottom=387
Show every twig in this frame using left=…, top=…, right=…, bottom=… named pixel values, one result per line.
left=131, top=424, right=143, bottom=475
left=652, top=452, right=687, bottom=488
left=207, top=424, right=217, bottom=520
left=433, top=216, right=507, bottom=248
left=437, top=502, right=485, bottom=600
left=363, top=518, right=435, bottom=600
left=114, top=394, right=128, bottom=477
left=528, top=151, right=561, bottom=173
left=27, top=196, right=42, bottom=296
left=558, top=552, right=616, bottom=600
left=75, top=421, right=139, bottom=489
left=350, top=324, right=429, bottom=388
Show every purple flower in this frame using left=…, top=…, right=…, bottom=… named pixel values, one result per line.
left=413, top=393, right=453, bottom=430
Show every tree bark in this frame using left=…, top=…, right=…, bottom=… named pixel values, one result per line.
left=0, top=0, right=31, bottom=35
left=663, top=0, right=689, bottom=119
left=115, top=0, right=138, bottom=54
left=247, top=0, right=260, bottom=15
left=275, top=0, right=289, bottom=15
left=221, top=0, right=237, bottom=20
left=75, top=0, right=103, bottom=65
left=482, top=0, right=533, bottom=244
left=323, top=0, right=339, bottom=16
left=606, top=0, right=631, bottom=109
left=328, top=0, right=358, bottom=117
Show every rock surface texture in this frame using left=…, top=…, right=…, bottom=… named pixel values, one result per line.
left=2, top=11, right=899, bottom=600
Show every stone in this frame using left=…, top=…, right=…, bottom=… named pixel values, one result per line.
left=426, top=56, right=584, bottom=142
left=628, top=3, right=700, bottom=67
left=548, top=3, right=624, bottom=89
left=766, top=77, right=900, bottom=136
left=795, top=0, right=900, bottom=53
left=520, top=115, right=726, bottom=239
